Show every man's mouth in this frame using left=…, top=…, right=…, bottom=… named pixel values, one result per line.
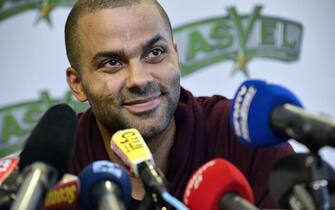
left=123, top=94, right=161, bottom=114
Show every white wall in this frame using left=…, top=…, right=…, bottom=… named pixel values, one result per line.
left=0, top=0, right=334, bottom=166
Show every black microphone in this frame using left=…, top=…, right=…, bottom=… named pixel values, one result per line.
left=270, top=153, right=335, bottom=210
left=271, top=104, right=335, bottom=151
left=9, top=104, right=77, bottom=210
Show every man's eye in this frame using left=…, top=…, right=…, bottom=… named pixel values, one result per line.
left=99, top=59, right=123, bottom=72
left=103, top=59, right=121, bottom=67
left=150, top=48, right=164, bottom=56
left=145, top=47, right=166, bottom=63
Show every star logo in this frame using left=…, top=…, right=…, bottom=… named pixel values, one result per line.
left=174, top=5, right=303, bottom=77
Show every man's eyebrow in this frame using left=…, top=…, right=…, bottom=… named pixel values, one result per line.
left=91, top=50, right=127, bottom=66
left=142, top=34, right=167, bottom=51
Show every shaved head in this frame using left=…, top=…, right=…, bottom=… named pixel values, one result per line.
left=64, top=0, right=173, bottom=71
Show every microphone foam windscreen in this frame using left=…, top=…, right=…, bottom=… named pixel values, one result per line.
left=19, top=104, right=77, bottom=176
left=78, top=160, right=131, bottom=210
left=0, top=156, right=19, bottom=185
left=183, top=158, right=254, bottom=210
left=43, top=176, right=80, bottom=210
left=230, top=79, right=303, bottom=147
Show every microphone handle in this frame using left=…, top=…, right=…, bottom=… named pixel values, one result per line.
left=137, top=162, right=169, bottom=209
left=10, top=162, right=57, bottom=210
left=289, top=182, right=330, bottom=210
left=138, top=161, right=167, bottom=194
left=220, top=193, right=259, bottom=210
left=92, top=180, right=126, bottom=210
left=309, top=180, right=330, bottom=210
left=271, top=104, right=335, bottom=150
left=290, top=184, right=316, bottom=210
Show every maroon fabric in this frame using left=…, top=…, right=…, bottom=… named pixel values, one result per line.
left=68, top=87, right=294, bottom=209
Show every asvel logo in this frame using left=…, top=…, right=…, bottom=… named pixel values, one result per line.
left=174, top=5, right=303, bottom=77
left=0, top=91, right=87, bottom=157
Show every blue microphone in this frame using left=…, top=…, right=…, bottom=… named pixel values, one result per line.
left=78, top=160, right=131, bottom=210
left=230, top=79, right=335, bottom=150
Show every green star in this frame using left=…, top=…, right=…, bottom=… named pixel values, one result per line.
left=35, top=0, right=54, bottom=26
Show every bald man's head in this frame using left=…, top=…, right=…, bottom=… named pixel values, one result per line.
left=64, top=0, right=173, bottom=71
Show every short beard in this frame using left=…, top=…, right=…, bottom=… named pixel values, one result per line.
left=84, top=81, right=180, bottom=141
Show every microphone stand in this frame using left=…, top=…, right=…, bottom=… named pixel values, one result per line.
left=290, top=154, right=331, bottom=210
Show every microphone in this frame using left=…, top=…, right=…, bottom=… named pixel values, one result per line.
left=43, top=175, right=80, bottom=210
left=0, top=159, right=79, bottom=210
left=230, top=79, right=335, bottom=150
left=270, top=153, right=334, bottom=210
left=111, top=128, right=188, bottom=210
left=183, top=158, right=257, bottom=210
left=0, top=156, right=19, bottom=186
left=0, top=156, right=19, bottom=210
left=10, top=104, right=77, bottom=210
left=78, top=160, right=131, bottom=210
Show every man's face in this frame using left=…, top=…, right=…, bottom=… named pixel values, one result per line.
left=71, top=2, right=181, bottom=140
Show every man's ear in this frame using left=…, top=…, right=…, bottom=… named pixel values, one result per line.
left=66, top=67, right=87, bottom=102
left=173, top=41, right=179, bottom=54
left=173, top=41, right=182, bottom=72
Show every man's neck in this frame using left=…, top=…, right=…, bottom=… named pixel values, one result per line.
left=147, top=118, right=176, bottom=173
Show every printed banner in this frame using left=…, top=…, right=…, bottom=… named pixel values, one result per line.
left=174, top=6, right=303, bottom=77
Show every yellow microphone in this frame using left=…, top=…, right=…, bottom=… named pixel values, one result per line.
left=111, top=128, right=189, bottom=210
left=111, top=128, right=154, bottom=177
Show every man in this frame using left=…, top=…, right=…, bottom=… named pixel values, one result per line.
left=64, top=0, right=293, bottom=209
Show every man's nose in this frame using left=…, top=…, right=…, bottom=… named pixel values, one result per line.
left=126, top=61, right=154, bottom=90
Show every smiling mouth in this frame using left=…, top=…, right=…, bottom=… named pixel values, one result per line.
left=123, top=94, right=161, bottom=114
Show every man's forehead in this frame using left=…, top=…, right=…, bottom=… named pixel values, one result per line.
left=77, top=3, right=170, bottom=44
left=75, top=2, right=172, bottom=59
left=78, top=4, right=168, bottom=35
left=78, top=2, right=163, bottom=27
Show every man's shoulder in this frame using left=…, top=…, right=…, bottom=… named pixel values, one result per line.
left=180, top=87, right=231, bottom=108
left=180, top=87, right=232, bottom=120
left=177, top=87, right=232, bottom=128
